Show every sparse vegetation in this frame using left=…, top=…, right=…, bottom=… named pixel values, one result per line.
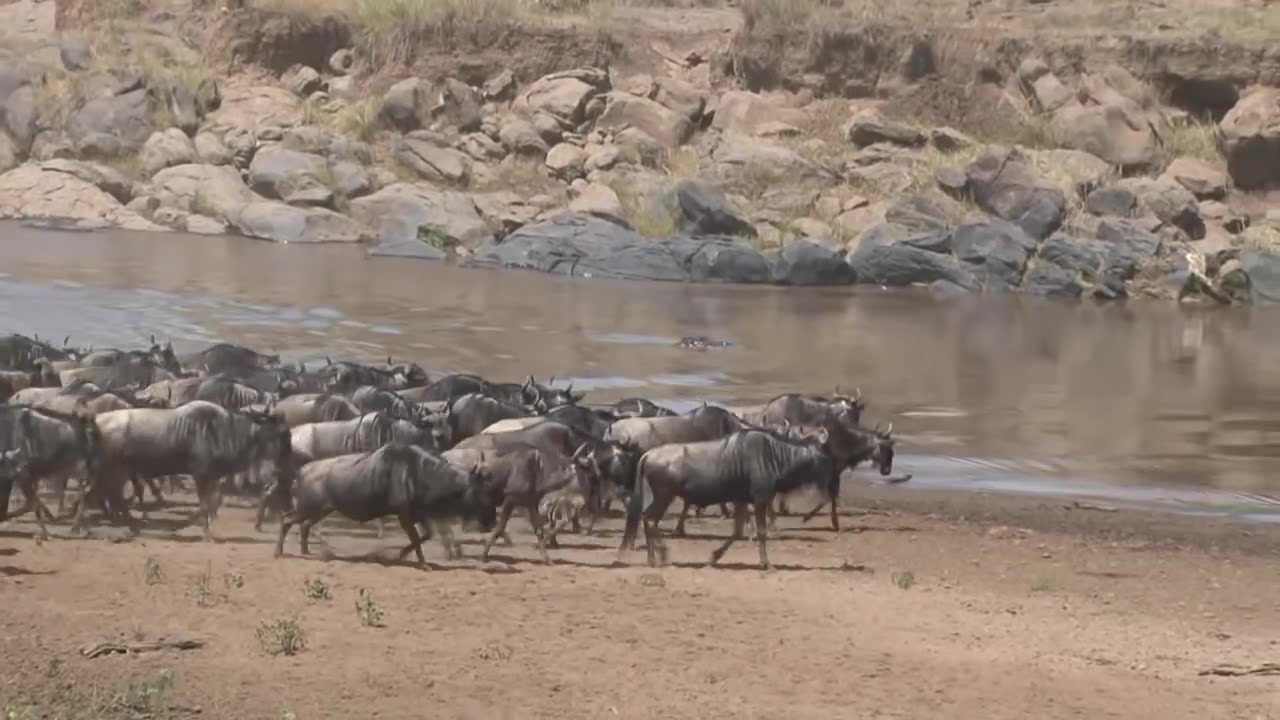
left=224, top=571, right=245, bottom=590
left=1241, top=224, right=1280, bottom=253
left=187, top=562, right=227, bottom=607
left=335, top=98, right=383, bottom=143
left=256, top=618, right=307, bottom=656
left=417, top=224, right=455, bottom=249
left=114, top=669, right=175, bottom=715
left=1031, top=577, right=1058, bottom=593
left=143, top=557, right=164, bottom=586
left=303, top=576, right=333, bottom=601
left=356, top=588, right=386, bottom=627
left=1160, top=117, right=1222, bottom=167
left=662, top=147, right=701, bottom=179
left=892, top=571, right=916, bottom=590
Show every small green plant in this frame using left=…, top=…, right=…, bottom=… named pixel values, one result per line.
left=187, top=562, right=225, bottom=608
left=303, top=577, right=332, bottom=601
left=224, top=571, right=245, bottom=590
left=892, top=571, right=916, bottom=590
left=256, top=618, right=307, bottom=657
left=355, top=588, right=385, bottom=627
left=115, top=669, right=175, bottom=714
left=143, top=557, right=163, bottom=586
left=1031, top=577, right=1057, bottom=593
left=335, top=97, right=382, bottom=143
left=416, top=224, right=455, bottom=249
left=5, top=706, right=37, bottom=720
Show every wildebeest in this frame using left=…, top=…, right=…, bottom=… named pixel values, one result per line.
left=81, top=336, right=181, bottom=375
left=9, top=381, right=100, bottom=408
left=83, top=401, right=291, bottom=539
left=0, top=334, right=81, bottom=369
left=781, top=421, right=895, bottom=530
left=621, top=428, right=838, bottom=569
left=268, top=393, right=362, bottom=428
left=272, top=443, right=491, bottom=565
left=254, top=412, right=450, bottom=530
left=448, top=392, right=532, bottom=443
left=610, top=397, right=677, bottom=419
left=317, top=359, right=418, bottom=394
left=755, top=389, right=866, bottom=428
left=62, top=353, right=181, bottom=392
left=181, top=343, right=280, bottom=376
left=476, top=443, right=596, bottom=564
left=350, top=386, right=424, bottom=422
left=397, top=373, right=488, bottom=404
left=605, top=404, right=745, bottom=455
left=0, top=405, right=100, bottom=539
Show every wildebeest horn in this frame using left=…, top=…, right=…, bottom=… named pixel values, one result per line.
left=325, top=356, right=333, bottom=366
left=854, top=387, right=862, bottom=401
left=63, top=335, right=71, bottom=347
left=874, top=421, right=883, bottom=434
left=150, top=334, right=156, bottom=346
left=523, top=375, right=534, bottom=390
left=549, top=376, right=556, bottom=387
left=884, top=422, right=893, bottom=436
left=565, top=381, right=573, bottom=394
left=572, top=443, right=588, bottom=459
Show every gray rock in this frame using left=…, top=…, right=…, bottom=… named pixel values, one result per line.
left=483, top=70, right=516, bottom=102
left=614, top=128, right=663, bottom=167
left=844, top=113, right=926, bottom=148
left=330, top=160, right=371, bottom=199
left=531, top=112, right=564, bottom=144
left=710, top=133, right=827, bottom=187
left=595, top=93, right=693, bottom=148
left=1035, top=148, right=1112, bottom=198
left=1238, top=250, right=1280, bottom=303
left=584, top=144, right=621, bottom=172
left=233, top=201, right=366, bottom=243
left=348, top=182, right=493, bottom=252
left=60, top=36, right=92, bottom=71
left=1036, top=233, right=1106, bottom=282
left=40, top=159, right=134, bottom=204
left=396, top=136, right=470, bottom=185
left=148, top=163, right=257, bottom=222
left=773, top=240, right=855, bottom=285
left=248, top=145, right=332, bottom=207
left=66, top=88, right=152, bottom=156
left=0, top=163, right=160, bottom=231
left=1085, top=185, right=1138, bottom=217
left=1050, top=66, right=1166, bottom=169
left=514, top=69, right=606, bottom=125
left=685, top=240, right=773, bottom=283
left=951, top=216, right=1037, bottom=288
left=435, top=78, right=482, bottom=132
left=884, top=193, right=953, bottom=233
left=329, top=49, right=356, bottom=76
left=671, top=179, right=754, bottom=237
left=654, top=77, right=706, bottom=122
left=545, top=143, right=587, bottom=180
left=934, top=165, right=968, bottom=196
left=1217, top=87, right=1280, bottom=191
left=0, top=133, right=15, bottom=174
left=965, top=145, right=1066, bottom=240
left=498, top=117, right=549, bottom=157
left=151, top=77, right=216, bottom=137
left=1116, top=177, right=1204, bottom=239
left=194, top=132, right=233, bottom=166
left=1160, top=157, right=1228, bottom=200
left=282, top=64, right=324, bottom=97
left=140, top=128, right=197, bottom=177
left=930, top=127, right=973, bottom=152
left=1022, top=264, right=1084, bottom=297
left=185, top=214, right=228, bottom=235
left=4, top=85, right=37, bottom=150
left=849, top=243, right=977, bottom=288
left=460, top=132, right=506, bottom=162
left=568, top=182, right=623, bottom=216
left=380, top=78, right=427, bottom=132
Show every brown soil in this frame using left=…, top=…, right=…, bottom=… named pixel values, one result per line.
left=3, top=483, right=1279, bottom=720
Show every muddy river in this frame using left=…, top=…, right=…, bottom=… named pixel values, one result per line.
left=3, top=222, right=1280, bottom=521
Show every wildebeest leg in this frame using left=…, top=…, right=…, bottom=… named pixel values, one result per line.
left=642, top=492, right=675, bottom=568
left=777, top=496, right=791, bottom=516
left=433, top=520, right=462, bottom=559
left=673, top=500, right=692, bottom=537
left=397, top=514, right=428, bottom=566
left=375, top=517, right=385, bottom=539
left=527, top=505, right=552, bottom=565
left=253, top=480, right=277, bottom=532
left=480, top=504, right=515, bottom=562
left=298, top=510, right=332, bottom=556
left=753, top=501, right=771, bottom=570
left=708, top=502, right=748, bottom=567
left=719, top=503, right=731, bottom=518
left=145, top=477, right=165, bottom=506
left=275, top=510, right=295, bottom=557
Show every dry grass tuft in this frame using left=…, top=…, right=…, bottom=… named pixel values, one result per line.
left=1160, top=118, right=1222, bottom=167
left=662, top=146, right=701, bottom=179
left=335, top=97, right=383, bottom=143
left=1241, top=224, right=1280, bottom=253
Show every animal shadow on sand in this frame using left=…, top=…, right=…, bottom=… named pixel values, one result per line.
left=665, top=559, right=873, bottom=573
left=478, top=553, right=625, bottom=570
left=282, top=549, right=523, bottom=575
left=0, top=565, right=57, bottom=577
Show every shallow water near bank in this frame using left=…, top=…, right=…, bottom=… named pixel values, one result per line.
left=3, top=221, right=1280, bottom=522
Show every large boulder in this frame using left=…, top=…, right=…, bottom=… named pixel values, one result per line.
left=0, top=163, right=160, bottom=231
left=951, top=216, right=1037, bottom=288
left=1237, top=249, right=1280, bottom=303
left=147, top=163, right=257, bottom=223
left=773, top=240, right=855, bottom=285
left=1218, top=87, right=1280, bottom=191
left=202, top=84, right=304, bottom=144
left=65, top=88, right=152, bottom=156
left=710, top=133, right=828, bottom=187
left=545, top=143, right=587, bottom=180
left=380, top=78, right=428, bottom=132
left=4, top=85, right=37, bottom=150
left=472, top=212, right=771, bottom=283
left=965, top=145, right=1066, bottom=240
left=844, top=112, right=926, bottom=148
left=1050, top=65, right=1167, bottom=169
left=139, top=128, right=197, bottom=177
left=396, top=135, right=470, bottom=185
left=653, top=77, right=706, bottom=123
left=1114, top=177, right=1204, bottom=240
left=433, top=78, right=482, bottom=133
left=248, top=145, right=332, bottom=207
left=513, top=68, right=608, bottom=127
left=1034, top=149, right=1112, bottom=199
left=594, top=93, right=693, bottom=148
left=0, top=133, right=17, bottom=174
left=884, top=193, right=953, bottom=234
left=1018, top=59, right=1074, bottom=114
left=710, top=91, right=809, bottom=135
left=849, top=243, right=976, bottom=289
left=497, top=116, right=549, bottom=157
left=38, top=159, right=134, bottom=204
left=1160, top=157, right=1228, bottom=200
left=669, top=179, right=754, bottom=237
left=567, top=182, right=623, bottom=217
left=348, top=183, right=493, bottom=254
left=233, top=201, right=366, bottom=243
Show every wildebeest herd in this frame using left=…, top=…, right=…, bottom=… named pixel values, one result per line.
left=0, top=332, right=898, bottom=569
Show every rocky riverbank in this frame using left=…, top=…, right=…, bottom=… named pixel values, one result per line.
left=1, top=0, right=1279, bottom=301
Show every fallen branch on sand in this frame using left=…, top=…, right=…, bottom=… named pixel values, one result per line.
left=1069, top=501, right=1118, bottom=512
left=81, top=638, right=206, bottom=659
left=1198, top=663, right=1280, bottom=677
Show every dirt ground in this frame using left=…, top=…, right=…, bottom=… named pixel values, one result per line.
left=2, top=481, right=1279, bottom=720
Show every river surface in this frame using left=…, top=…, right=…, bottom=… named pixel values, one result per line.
left=4, top=222, right=1280, bottom=522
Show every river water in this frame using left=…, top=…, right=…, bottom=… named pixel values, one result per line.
left=4, top=222, right=1280, bottom=522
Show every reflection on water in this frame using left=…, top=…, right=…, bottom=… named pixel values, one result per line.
left=2, top=222, right=1280, bottom=519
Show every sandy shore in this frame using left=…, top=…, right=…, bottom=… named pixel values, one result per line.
left=2, top=483, right=1279, bottom=720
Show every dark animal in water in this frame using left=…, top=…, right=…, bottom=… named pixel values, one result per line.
left=676, top=336, right=732, bottom=352
left=272, top=443, right=490, bottom=565
left=181, top=343, right=280, bottom=376
left=83, top=401, right=291, bottom=539
left=621, top=429, right=838, bottom=569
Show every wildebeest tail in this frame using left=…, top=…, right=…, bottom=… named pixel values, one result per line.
left=620, top=452, right=649, bottom=551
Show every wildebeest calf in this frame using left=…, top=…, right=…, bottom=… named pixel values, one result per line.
left=478, top=443, right=597, bottom=564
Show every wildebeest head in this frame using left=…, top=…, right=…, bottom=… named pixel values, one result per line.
left=242, top=403, right=292, bottom=466
left=0, top=447, right=28, bottom=522
left=871, top=422, right=895, bottom=476
left=386, top=358, right=429, bottom=388
left=148, top=335, right=182, bottom=373
left=412, top=404, right=453, bottom=451
left=832, top=386, right=866, bottom=425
